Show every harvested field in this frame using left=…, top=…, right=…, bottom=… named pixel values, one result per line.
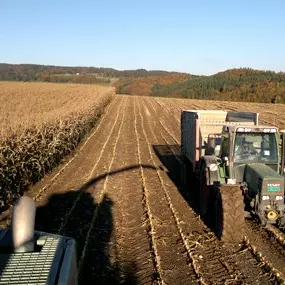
left=1, top=94, right=285, bottom=284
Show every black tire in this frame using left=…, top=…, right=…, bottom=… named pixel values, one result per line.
left=214, top=185, right=245, bottom=243
left=199, top=163, right=209, bottom=216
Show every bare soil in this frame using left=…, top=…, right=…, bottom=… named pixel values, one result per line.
left=5, top=95, right=285, bottom=284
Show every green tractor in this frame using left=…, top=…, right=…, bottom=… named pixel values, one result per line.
left=181, top=110, right=285, bottom=242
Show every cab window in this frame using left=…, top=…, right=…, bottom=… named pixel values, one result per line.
left=234, top=133, right=278, bottom=163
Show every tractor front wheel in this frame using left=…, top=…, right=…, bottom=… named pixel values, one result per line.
left=213, top=185, right=245, bottom=243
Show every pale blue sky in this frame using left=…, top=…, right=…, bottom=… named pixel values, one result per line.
left=0, top=0, right=284, bottom=75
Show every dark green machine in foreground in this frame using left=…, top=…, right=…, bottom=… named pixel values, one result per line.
left=181, top=110, right=285, bottom=242
left=0, top=197, right=78, bottom=284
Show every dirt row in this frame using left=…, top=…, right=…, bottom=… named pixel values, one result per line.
left=5, top=95, right=285, bottom=284
left=28, top=96, right=162, bottom=284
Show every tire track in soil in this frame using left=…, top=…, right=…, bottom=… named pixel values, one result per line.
left=152, top=97, right=180, bottom=124
left=244, top=220, right=285, bottom=279
left=144, top=98, right=180, bottom=145
left=150, top=98, right=180, bottom=141
left=34, top=96, right=124, bottom=232
left=133, top=97, right=163, bottom=284
left=135, top=97, right=199, bottom=284
left=65, top=97, right=128, bottom=283
left=267, top=225, right=285, bottom=248
left=134, top=96, right=169, bottom=285
left=34, top=96, right=126, bottom=284
left=80, top=96, right=159, bottom=285
left=56, top=96, right=124, bottom=235
left=143, top=96, right=276, bottom=284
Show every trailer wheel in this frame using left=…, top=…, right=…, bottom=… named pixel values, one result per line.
left=199, top=163, right=209, bottom=216
left=214, top=185, right=245, bottom=243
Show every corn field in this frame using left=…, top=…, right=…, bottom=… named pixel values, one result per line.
left=0, top=82, right=115, bottom=210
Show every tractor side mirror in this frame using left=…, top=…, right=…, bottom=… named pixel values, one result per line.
left=206, top=134, right=221, bottom=156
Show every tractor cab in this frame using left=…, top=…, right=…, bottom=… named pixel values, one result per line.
left=216, top=125, right=285, bottom=226
left=217, top=125, right=281, bottom=183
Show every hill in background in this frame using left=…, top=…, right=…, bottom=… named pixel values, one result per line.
left=117, top=68, right=285, bottom=104
left=0, top=63, right=183, bottom=84
left=1, top=63, right=285, bottom=104
left=114, top=74, right=193, bottom=96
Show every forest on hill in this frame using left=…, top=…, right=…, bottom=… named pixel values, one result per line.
left=116, top=68, right=285, bottom=104
left=0, top=63, right=182, bottom=84
left=115, top=74, right=192, bottom=96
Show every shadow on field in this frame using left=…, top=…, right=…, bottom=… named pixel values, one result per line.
left=35, top=164, right=158, bottom=285
left=35, top=190, right=124, bottom=284
left=152, top=144, right=217, bottom=235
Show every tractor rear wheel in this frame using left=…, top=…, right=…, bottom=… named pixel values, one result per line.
left=214, top=185, right=245, bottom=243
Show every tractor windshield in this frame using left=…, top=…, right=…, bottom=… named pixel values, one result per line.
left=234, top=132, right=278, bottom=163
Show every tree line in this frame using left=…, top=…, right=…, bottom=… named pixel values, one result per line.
left=150, top=68, right=285, bottom=103
left=0, top=63, right=181, bottom=83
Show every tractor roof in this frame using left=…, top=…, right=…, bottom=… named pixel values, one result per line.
left=223, top=125, right=278, bottom=133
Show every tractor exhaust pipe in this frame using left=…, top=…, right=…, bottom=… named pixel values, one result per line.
left=12, top=196, right=36, bottom=252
